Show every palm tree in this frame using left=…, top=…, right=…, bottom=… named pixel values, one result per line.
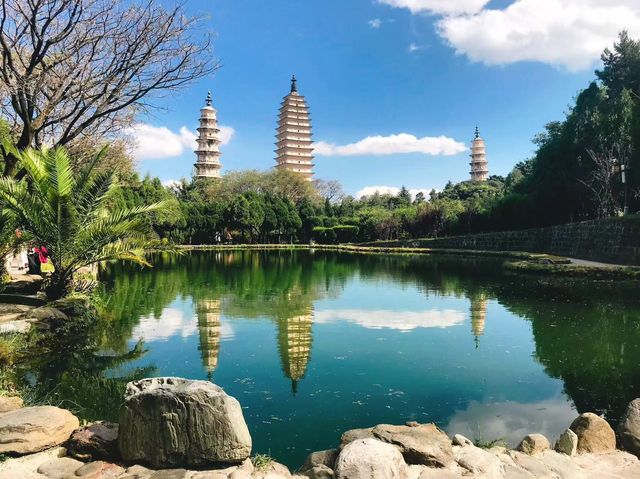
left=0, top=145, right=167, bottom=299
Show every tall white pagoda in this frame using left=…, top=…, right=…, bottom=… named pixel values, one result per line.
left=470, top=126, right=489, bottom=182
left=275, top=75, right=314, bottom=181
left=193, top=91, right=222, bottom=179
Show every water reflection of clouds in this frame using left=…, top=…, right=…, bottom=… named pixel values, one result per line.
left=131, top=307, right=235, bottom=342
left=314, top=309, right=465, bottom=331
left=446, top=398, right=578, bottom=447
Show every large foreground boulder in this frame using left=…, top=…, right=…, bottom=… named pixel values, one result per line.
left=372, top=423, right=454, bottom=467
left=570, top=412, right=616, bottom=454
left=0, top=406, right=79, bottom=454
left=334, top=438, right=408, bottom=479
left=618, top=398, right=640, bottom=457
left=118, top=377, right=252, bottom=468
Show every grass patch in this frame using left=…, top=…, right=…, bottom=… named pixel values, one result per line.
left=504, top=260, right=640, bottom=279
left=252, top=454, right=275, bottom=471
left=473, top=437, right=508, bottom=449
left=0, top=333, right=26, bottom=397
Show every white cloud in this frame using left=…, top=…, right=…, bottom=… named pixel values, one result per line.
left=408, top=42, right=424, bottom=53
left=131, top=308, right=197, bottom=342
left=378, top=0, right=490, bottom=16
left=356, top=186, right=435, bottom=199
left=219, top=126, right=236, bottom=146
left=369, top=18, right=382, bottom=28
left=379, top=0, right=640, bottom=71
left=437, top=0, right=640, bottom=71
left=446, top=398, right=577, bottom=447
left=127, top=123, right=235, bottom=161
left=314, top=308, right=465, bottom=331
left=314, top=133, right=467, bottom=157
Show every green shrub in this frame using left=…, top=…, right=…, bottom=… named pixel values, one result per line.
left=312, top=226, right=337, bottom=244
left=334, top=225, right=359, bottom=243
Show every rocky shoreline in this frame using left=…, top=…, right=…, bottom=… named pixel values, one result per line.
left=1, top=377, right=640, bottom=478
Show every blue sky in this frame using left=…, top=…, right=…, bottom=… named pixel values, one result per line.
left=133, top=0, right=640, bottom=197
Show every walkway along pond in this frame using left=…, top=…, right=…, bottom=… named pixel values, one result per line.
left=6, top=250, right=640, bottom=468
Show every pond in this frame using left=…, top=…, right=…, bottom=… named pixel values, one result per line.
left=20, top=250, right=640, bottom=468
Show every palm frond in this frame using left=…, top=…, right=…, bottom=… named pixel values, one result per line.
left=75, top=145, right=109, bottom=192
left=45, top=147, right=75, bottom=200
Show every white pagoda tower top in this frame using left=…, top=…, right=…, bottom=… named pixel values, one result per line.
left=470, top=126, right=489, bottom=182
left=275, top=75, right=314, bottom=181
left=194, top=91, right=222, bottom=179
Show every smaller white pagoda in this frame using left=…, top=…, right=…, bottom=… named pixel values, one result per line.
left=194, top=91, right=222, bottom=179
left=470, top=126, right=489, bottom=182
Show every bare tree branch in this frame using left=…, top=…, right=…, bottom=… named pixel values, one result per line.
left=0, top=0, right=218, bottom=176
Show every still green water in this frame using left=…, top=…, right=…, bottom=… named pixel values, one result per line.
left=25, top=251, right=640, bottom=467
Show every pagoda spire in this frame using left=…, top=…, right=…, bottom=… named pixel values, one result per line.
left=275, top=76, right=314, bottom=181
left=475, top=125, right=480, bottom=139
left=206, top=90, right=212, bottom=107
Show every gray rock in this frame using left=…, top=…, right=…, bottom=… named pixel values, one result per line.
left=618, top=398, right=640, bottom=457
left=454, top=445, right=503, bottom=476
left=517, top=433, right=550, bottom=455
left=452, top=434, right=473, bottom=447
left=3, top=275, right=43, bottom=294
left=339, top=427, right=374, bottom=448
left=0, top=405, right=79, bottom=454
left=0, top=396, right=23, bottom=413
left=229, top=471, right=252, bottom=479
left=300, top=449, right=339, bottom=472
left=148, top=470, right=189, bottom=479
left=118, top=377, right=252, bottom=468
left=36, top=457, right=84, bottom=479
left=507, top=450, right=552, bottom=477
left=121, top=464, right=155, bottom=479
left=372, top=423, right=454, bottom=467
left=0, top=319, right=32, bottom=333
left=418, top=470, right=465, bottom=479
left=189, top=471, right=231, bottom=479
left=570, top=412, right=616, bottom=454
left=302, top=465, right=333, bottom=479
left=536, top=450, right=582, bottom=478
left=555, top=429, right=578, bottom=456
left=335, top=438, right=408, bottom=479
left=74, top=460, right=125, bottom=478
left=256, top=461, right=292, bottom=478
left=67, top=421, right=119, bottom=461
left=20, top=306, right=68, bottom=322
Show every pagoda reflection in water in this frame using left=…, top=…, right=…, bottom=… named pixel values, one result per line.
left=277, top=311, right=313, bottom=395
left=196, top=299, right=222, bottom=379
left=470, top=294, right=488, bottom=348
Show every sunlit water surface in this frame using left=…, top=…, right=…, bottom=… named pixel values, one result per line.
left=36, top=251, right=640, bottom=467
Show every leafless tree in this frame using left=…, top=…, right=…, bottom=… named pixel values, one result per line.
left=314, top=179, right=345, bottom=203
left=0, top=0, right=217, bottom=176
left=579, top=148, right=622, bottom=218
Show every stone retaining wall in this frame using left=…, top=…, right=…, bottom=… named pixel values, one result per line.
left=362, top=215, right=640, bottom=266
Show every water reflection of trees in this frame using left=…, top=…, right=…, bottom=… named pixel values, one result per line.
left=97, top=251, right=640, bottom=423
left=16, top=311, right=154, bottom=422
